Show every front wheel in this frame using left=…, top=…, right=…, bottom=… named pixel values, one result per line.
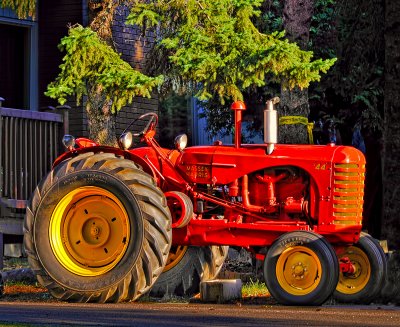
left=264, top=231, right=339, bottom=306
left=334, top=232, right=387, bottom=304
left=24, top=153, right=172, bottom=303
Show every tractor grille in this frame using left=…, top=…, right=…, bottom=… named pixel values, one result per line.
left=332, top=163, right=365, bottom=225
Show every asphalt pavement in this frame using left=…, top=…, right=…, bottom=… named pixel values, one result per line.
left=0, top=301, right=400, bottom=326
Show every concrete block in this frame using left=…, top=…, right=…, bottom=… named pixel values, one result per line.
left=200, top=279, right=242, bottom=303
left=4, top=243, right=22, bottom=257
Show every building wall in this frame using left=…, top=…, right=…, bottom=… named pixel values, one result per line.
left=0, top=7, right=38, bottom=110
left=38, top=0, right=84, bottom=109
left=68, top=4, right=159, bottom=139
left=1, top=2, right=159, bottom=139
left=113, top=5, right=159, bottom=137
left=67, top=97, right=89, bottom=138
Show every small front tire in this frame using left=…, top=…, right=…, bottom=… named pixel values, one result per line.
left=264, top=231, right=339, bottom=306
left=334, top=232, right=387, bottom=304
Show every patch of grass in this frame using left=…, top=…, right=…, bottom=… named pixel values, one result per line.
left=2, top=257, right=29, bottom=271
left=4, top=280, right=37, bottom=287
left=242, top=279, right=269, bottom=298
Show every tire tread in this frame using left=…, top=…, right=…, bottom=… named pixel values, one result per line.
left=24, top=153, right=171, bottom=303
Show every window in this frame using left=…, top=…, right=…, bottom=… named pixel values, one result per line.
left=0, top=24, right=29, bottom=109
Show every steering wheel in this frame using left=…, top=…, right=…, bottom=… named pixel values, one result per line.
left=133, top=112, right=158, bottom=137
left=121, top=112, right=158, bottom=138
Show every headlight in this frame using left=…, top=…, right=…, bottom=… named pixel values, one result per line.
left=174, top=134, right=188, bottom=151
left=118, top=132, right=133, bottom=150
left=62, top=135, right=76, bottom=151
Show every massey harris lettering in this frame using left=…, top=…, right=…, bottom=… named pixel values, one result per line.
left=185, top=164, right=211, bottom=179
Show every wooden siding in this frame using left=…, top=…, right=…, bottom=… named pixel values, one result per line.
left=192, top=99, right=232, bottom=145
left=0, top=7, right=18, bottom=19
left=0, top=107, right=63, bottom=204
left=0, top=107, right=64, bottom=268
left=38, top=0, right=84, bottom=108
left=0, top=7, right=32, bottom=21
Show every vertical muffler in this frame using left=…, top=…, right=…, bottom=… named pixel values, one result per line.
left=264, top=97, right=279, bottom=155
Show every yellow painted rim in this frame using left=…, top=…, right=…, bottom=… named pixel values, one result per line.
left=276, top=246, right=322, bottom=296
left=336, top=246, right=371, bottom=295
left=163, top=245, right=188, bottom=272
left=49, top=186, right=130, bottom=277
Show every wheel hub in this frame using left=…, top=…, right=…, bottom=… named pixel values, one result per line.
left=50, top=186, right=131, bottom=276
left=292, top=262, right=307, bottom=279
left=82, top=216, right=110, bottom=247
left=277, top=246, right=321, bottom=295
left=336, top=246, right=370, bottom=293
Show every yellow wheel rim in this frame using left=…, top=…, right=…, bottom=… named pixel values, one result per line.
left=163, top=245, right=188, bottom=272
left=336, top=246, right=371, bottom=295
left=50, top=186, right=130, bottom=277
left=276, top=246, right=322, bottom=296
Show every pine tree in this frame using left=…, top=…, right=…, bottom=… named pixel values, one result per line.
left=4, top=0, right=335, bottom=145
left=127, top=0, right=335, bottom=105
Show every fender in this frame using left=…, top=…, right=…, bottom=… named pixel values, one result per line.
left=52, top=145, right=157, bottom=180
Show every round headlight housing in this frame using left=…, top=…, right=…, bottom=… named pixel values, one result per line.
left=62, top=135, right=76, bottom=151
left=174, top=134, right=188, bottom=151
left=118, top=132, right=133, bottom=150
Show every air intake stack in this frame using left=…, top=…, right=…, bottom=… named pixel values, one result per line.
left=264, top=97, right=279, bottom=155
left=231, top=101, right=247, bottom=148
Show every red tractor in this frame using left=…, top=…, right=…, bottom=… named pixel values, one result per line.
left=24, top=98, right=386, bottom=305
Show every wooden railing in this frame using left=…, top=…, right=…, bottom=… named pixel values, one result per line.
left=0, top=106, right=65, bottom=267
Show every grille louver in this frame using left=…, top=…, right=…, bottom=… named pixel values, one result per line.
left=333, top=163, right=365, bottom=225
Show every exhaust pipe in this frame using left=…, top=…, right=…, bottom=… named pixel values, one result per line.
left=264, top=97, right=279, bottom=154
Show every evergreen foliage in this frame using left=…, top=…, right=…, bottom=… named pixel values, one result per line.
left=0, top=0, right=36, bottom=19
left=194, top=0, right=384, bottom=140
left=45, top=25, right=163, bottom=113
left=309, top=0, right=384, bottom=140
left=127, top=0, right=336, bottom=105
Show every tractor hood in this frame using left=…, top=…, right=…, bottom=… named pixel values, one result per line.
left=177, top=143, right=365, bottom=185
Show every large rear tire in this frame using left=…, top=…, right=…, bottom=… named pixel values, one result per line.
left=150, top=245, right=228, bottom=297
left=24, top=152, right=172, bottom=303
left=264, top=231, right=339, bottom=306
left=334, top=232, right=387, bottom=304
